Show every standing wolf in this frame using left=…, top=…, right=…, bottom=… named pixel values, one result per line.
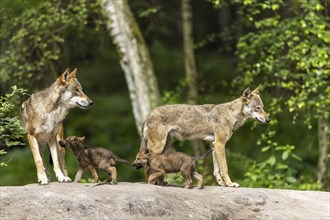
left=20, top=68, right=93, bottom=185
left=140, top=86, right=270, bottom=187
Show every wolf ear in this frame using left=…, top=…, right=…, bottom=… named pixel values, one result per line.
left=69, top=68, right=77, bottom=78
left=60, top=68, right=70, bottom=83
left=142, top=148, right=150, bottom=154
left=252, top=85, right=261, bottom=95
left=79, top=136, right=85, bottom=142
left=243, top=87, right=252, bottom=99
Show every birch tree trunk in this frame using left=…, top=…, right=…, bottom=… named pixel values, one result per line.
left=102, top=0, right=160, bottom=133
left=182, top=0, right=205, bottom=155
left=317, top=117, right=329, bottom=190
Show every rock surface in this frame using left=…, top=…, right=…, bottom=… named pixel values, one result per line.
left=1, top=182, right=329, bottom=219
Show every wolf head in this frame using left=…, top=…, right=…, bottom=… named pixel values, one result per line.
left=59, top=136, right=85, bottom=151
left=131, top=148, right=151, bottom=169
left=242, top=85, right=270, bottom=123
left=57, top=68, right=93, bottom=109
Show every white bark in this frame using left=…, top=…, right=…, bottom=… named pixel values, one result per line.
left=102, top=0, right=160, bottom=132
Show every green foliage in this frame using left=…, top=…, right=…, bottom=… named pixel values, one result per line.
left=233, top=0, right=330, bottom=125
left=231, top=0, right=329, bottom=190
left=0, top=0, right=102, bottom=87
left=0, top=86, right=26, bottom=166
left=208, top=0, right=222, bottom=9
left=138, top=6, right=161, bottom=18
left=0, top=0, right=327, bottom=190
left=243, top=141, right=322, bottom=190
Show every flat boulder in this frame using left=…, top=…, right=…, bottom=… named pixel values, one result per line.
left=1, top=182, right=329, bottom=219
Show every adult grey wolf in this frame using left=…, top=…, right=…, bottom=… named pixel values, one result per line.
left=140, top=86, right=270, bottom=187
left=132, top=148, right=213, bottom=189
left=20, top=68, right=93, bottom=185
left=59, top=136, right=129, bottom=184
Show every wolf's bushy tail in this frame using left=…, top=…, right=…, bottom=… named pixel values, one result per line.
left=193, top=149, right=213, bottom=161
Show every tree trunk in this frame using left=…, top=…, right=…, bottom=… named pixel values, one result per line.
left=102, top=0, right=160, bottom=133
left=181, top=0, right=198, bottom=104
left=317, top=117, right=329, bottom=190
left=182, top=0, right=205, bottom=155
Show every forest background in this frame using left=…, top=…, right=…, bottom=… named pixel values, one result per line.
left=0, top=0, right=329, bottom=191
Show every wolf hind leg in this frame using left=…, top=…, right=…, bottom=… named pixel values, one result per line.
left=49, top=139, right=71, bottom=183
left=38, top=142, right=51, bottom=182
left=56, top=125, right=69, bottom=177
left=192, top=170, right=203, bottom=189
left=212, top=150, right=225, bottom=186
left=213, top=141, right=240, bottom=187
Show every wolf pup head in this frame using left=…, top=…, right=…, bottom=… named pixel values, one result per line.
left=131, top=148, right=151, bottom=169
left=57, top=68, right=93, bottom=109
left=242, top=85, right=270, bottom=123
left=59, top=136, right=85, bottom=151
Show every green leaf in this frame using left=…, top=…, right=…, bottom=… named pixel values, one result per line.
left=286, top=176, right=297, bottom=183
left=316, top=3, right=323, bottom=11
left=282, top=151, right=289, bottom=160
left=271, top=4, right=279, bottom=11
left=276, top=164, right=288, bottom=170
left=291, top=153, right=302, bottom=161
left=261, top=146, right=270, bottom=152
left=268, top=156, right=276, bottom=166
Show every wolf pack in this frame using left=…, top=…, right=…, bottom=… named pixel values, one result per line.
left=20, top=68, right=270, bottom=189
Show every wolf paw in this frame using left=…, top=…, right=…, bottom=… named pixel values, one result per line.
left=38, top=175, right=49, bottom=185
left=216, top=179, right=226, bottom=186
left=63, top=176, right=72, bottom=182
left=56, top=174, right=71, bottom=183
left=184, top=185, right=193, bottom=189
left=226, top=182, right=240, bottom=187
left=111, top=179, right=117, bottom=185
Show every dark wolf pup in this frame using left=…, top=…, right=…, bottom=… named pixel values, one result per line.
left=139, top=86, right=270, bottom=187
left=59, top=136, right=129, bottom=185
left=132, top=148, right=213, bottom=189
left=20, top=68, right=93, bottom=185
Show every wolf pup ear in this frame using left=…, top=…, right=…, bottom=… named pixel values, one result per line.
left=243, top=87, right=252, bottom=99
left=79, top=136, right=85, bottom=142
left=252, top=85, right=261, bottom=95
left=60, top=68, right=70, bottom=84
left=69, top=68, right=77, bottom=78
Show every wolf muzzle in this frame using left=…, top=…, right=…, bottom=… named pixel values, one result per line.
left=59, top=140, right=66, bottom=147
left=131, top=162, right=143, bottom=170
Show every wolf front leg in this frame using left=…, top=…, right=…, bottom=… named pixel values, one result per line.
left=88, top=166, right=99, bottom=183
left=27, top=134, right=49, bottom=185
left=49, top=139, right=71, bottom=183
left=74, top=166, right=85, bottom=183
left=213, top=136, right=240, bottom=187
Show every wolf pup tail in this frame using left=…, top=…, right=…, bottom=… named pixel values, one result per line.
left=193, top=149, right=213, bottom=161
left=115, top=156, right=129, bottom=165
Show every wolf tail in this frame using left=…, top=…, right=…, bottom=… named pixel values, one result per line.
left=115, top=156, right=130, bottom=165
left=193, top=149, right=213, bottom=161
